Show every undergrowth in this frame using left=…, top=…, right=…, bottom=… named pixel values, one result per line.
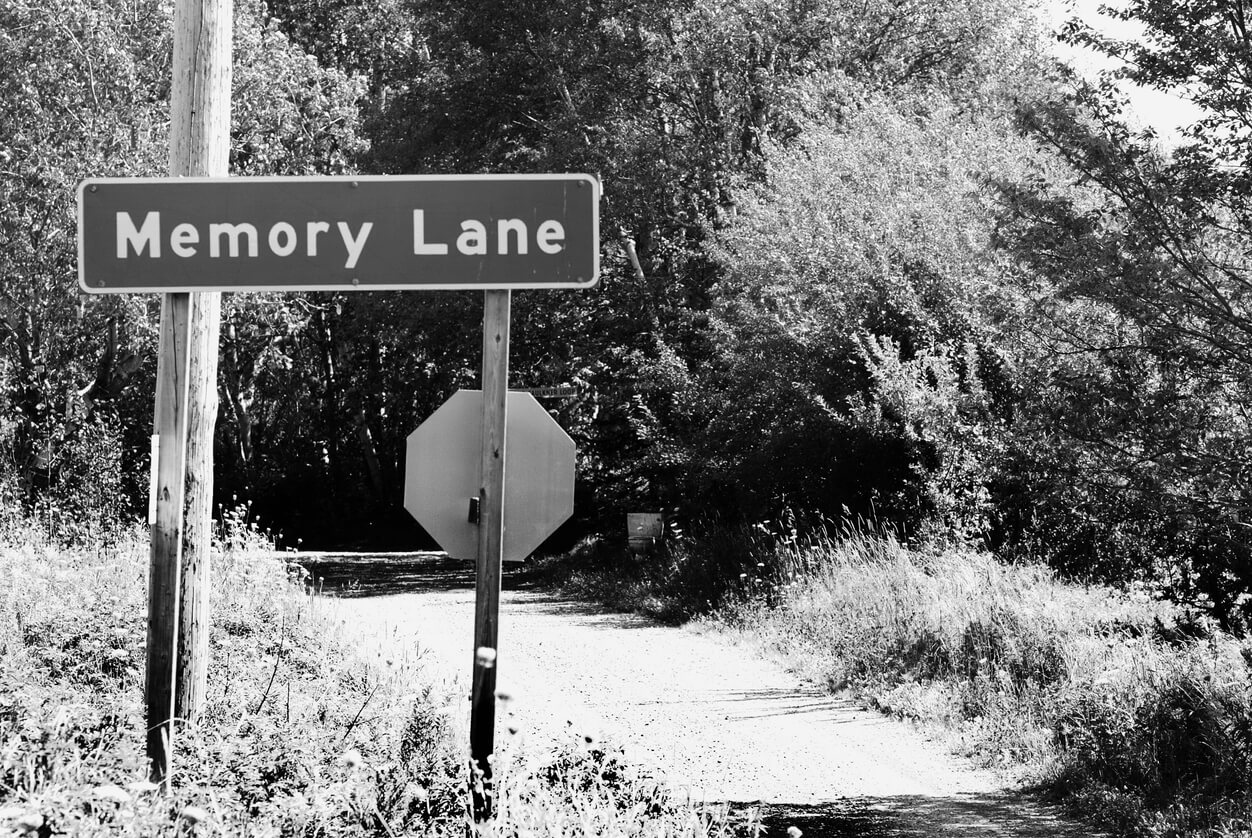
left=0, top=511, right=752, bottom=837
left=542, top=522, right=1252, bottom=838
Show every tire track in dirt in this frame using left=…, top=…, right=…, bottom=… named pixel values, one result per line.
left=301, top=553, right=1098, bottom=837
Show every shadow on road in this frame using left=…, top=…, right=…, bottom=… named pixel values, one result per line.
left=747, top=794, right=1097, bottom=837
left=293, top=551, right=539, bottom=596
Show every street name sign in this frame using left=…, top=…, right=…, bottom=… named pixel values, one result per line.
left=404, top=389, right=575, bottom=563
left=77, top=174, right=600, bottom=293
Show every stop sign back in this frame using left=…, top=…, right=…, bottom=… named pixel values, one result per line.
left=404, top=390, right=574, bottom=562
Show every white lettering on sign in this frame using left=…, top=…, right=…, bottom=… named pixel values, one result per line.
left=458, top=220, right=487, bottom=255
left=497, top=219, right=527, bottom=255
left=268, top=222, right=297, bottom=256
left=114, top=212, right=373, bottom=269
left=209, top=222, right=258, bottom=258
left=411, top=209, right=567, bottom=257
left=307, top=221, right=329, bottom=257
left=111, top=207, right=568, bottom=273
left=338, top=221, right=372, bottom=269
left=537, top=220, right=565, bottom=254
left=117, top=211, right=161, bottom=258
left=170, top=223, right=199, bottom=257
left=413, top=210, right=448, bottom=255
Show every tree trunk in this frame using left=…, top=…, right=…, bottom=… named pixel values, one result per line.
left=170, top=0, right=230, bottom=728
left=221, top=321, right=255, bottom=473
left=355, top=410, right=385, bottom=501
left=316, top=305, right=342, bottom=480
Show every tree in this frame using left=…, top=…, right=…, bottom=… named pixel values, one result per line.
left=702, top=94, right=1044, bottom=535
left=994, top=1, right=1252, bottom=623
left=329, top=0, right=1050, bottom=534
left=0, top=0, right=373, bottom=541
left=0, top=0, right=170, bottom=534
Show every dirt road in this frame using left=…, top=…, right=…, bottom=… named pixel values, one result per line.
left=302, top=553, right=1095, bottom=837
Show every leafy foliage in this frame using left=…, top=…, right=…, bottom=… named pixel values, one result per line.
left=993, top=1, right=1252, bottom=624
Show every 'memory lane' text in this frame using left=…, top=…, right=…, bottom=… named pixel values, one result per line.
left=115, top=209, right=567, bottom=270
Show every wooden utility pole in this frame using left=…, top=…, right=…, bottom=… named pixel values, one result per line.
left=145, top=295, right=191, bottom=784
left=145, top=0, right=229, bottom=784
left=470, top=289, right=510, bottom=819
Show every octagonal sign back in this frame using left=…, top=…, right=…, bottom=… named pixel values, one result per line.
left=404, top=390, right=575, bottom=562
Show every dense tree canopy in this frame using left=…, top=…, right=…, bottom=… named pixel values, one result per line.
left=6, top=0, right=1252, bottom=625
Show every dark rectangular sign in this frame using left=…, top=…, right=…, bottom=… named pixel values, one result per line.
left=78, top=174, right=599, bottom=293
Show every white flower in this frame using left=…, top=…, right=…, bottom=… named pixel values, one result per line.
left=12, top=813, right=43, bottom=835
left=92, top=784, right=130, bottom=804
left=179, top=805, right=209, bottom=825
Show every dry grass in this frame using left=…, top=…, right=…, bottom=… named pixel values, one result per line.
left=705, top=526, right=1252, bottom=837
left=539, top=521, right=1252, bottom=836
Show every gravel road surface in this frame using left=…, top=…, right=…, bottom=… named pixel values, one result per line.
left=300, top=553, right=1097, bottom=837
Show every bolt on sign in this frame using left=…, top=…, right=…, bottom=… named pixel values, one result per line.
left=77, top=174, right=600, bottom=292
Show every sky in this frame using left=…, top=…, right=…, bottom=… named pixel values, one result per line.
left=1044, top=0, right=1205, bottom=145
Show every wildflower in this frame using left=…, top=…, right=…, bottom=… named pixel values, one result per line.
left=12, top=813, right=43, bottom=835
left=787, top=827, right=803, bottom=838
left=179, top=806, right=209, bottom=825
left=92, top=784, right=131, bottom=804
left=476, top=646, right=497, bottom=668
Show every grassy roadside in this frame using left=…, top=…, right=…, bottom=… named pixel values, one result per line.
left=539, top=525, right=1252, bottom=838
left=0, top=518, right=753, bottom=837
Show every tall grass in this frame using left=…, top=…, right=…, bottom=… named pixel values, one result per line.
left=0, top=513, right=754, bottom=836
left=708, top=526, right=1252, bottom=837
left=539, top=520, right=1252, bottom=835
